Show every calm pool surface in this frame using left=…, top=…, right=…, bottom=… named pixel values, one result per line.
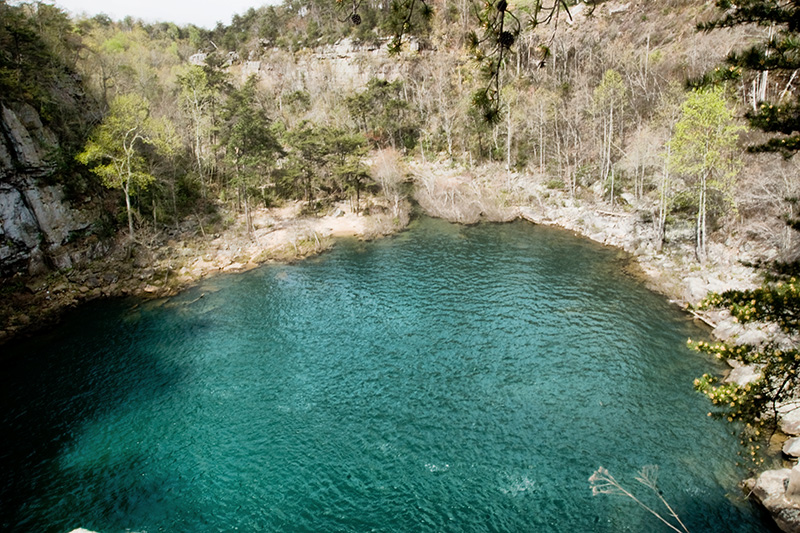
left=0, top=218, right=776, bottom=532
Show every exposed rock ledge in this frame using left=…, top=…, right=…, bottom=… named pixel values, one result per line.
left=0, top=102, right=100, bottom=276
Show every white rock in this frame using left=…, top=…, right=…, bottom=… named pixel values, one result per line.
left=713, top=317, right=742, bottom=341
left=751, top=468, right=791, bottom=504
left=782, top=408, right=800, bottom=436
left=749, top=468, right=800, bottom=533
left=738, top=327, right=770, bottom=347
left=784, top=438, right=800, bottom=458
left=685, top=276, right=709, bottom=303
left=788, top=464, right=800, bottom=504
left=724, top=363, right=761, bottom=387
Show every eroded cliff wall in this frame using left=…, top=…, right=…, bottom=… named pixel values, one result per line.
left=0, top=102, right=97, bottom=276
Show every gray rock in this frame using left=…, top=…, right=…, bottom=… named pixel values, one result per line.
left=0, top=104, right=96, bottom=275
left=0, top=184, right=40, bottom=248
left=1, top=105, right=44, bottom=167
left=23, top=184, right=91, bottom=247
left=0, top=180, right=92, bottom=274
left=0, top=130, right=12, bottom=169
left=189, top=53, right=208, bottom=65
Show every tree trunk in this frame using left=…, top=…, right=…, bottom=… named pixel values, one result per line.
left=506, top=103, right=512, bottom=172
left=697, top=173, right=707, bottom=262
left=193, top=102, right=207, bottom=198
left=243, top=185, right=253, bottom=236
left=123, top=180, right=135, bottom=241
left=607, top=105, right=614, bottom=207
left=656, top=145, right=671, bottom=251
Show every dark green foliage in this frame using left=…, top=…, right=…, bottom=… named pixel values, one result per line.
left=700, top=0, right=800, bottom=156
left=282, top=121, right=329, bottom=201
left=467, top=0, right=522, bottom=123
left=220, top=76, right=284, bottom=212
left=327, top=129, right=371, bottom=212
left=346, top=78, right=420, bottom=150
left=0, top=2, right=93, bottom=157
left=706, top=279, right=800, bottom=332
left=281, top=121, right=371, bottom=203
left=383, top=0, right=433, bottom=53
left=464, top=0, right=598, bottom=122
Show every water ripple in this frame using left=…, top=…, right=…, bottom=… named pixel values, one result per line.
left=0, top=219, right=770, bottom=532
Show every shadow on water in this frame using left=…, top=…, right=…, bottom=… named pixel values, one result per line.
left=0, top=296, right=195, bottom=532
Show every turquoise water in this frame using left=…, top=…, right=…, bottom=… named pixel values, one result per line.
left=0, top=218, right=775, bottom=532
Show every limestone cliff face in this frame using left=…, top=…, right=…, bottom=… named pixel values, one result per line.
left=0, top=102, right=96, bottom=276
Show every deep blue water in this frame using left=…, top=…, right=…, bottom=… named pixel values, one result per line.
left=0, top=218, right=776, bottom=532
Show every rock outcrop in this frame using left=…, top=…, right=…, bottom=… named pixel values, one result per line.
left=0, top=102, right=96, bottom=275
left=747, top=465, right=800, bottom=533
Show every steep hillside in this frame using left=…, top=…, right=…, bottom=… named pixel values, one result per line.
left=0, top=0, right=793, bottom=319
left=0, top=0, right=789, bottom=325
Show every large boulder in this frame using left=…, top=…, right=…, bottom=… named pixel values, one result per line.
left=748, top=466, right=800, bottom=533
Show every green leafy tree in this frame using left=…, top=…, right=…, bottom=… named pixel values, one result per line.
left=177, top=64, right=228, bottom=197
left=346, top=78, right=419, bottom=151
left=76, top=93, right=176, bottom=240
left=667, top=87, right=743, bottom=262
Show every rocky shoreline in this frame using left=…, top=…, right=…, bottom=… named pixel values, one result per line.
left=515, top=194, right=800, bottom=533
left=0, top=200, right=407, bottom=346
left=413, top=157, right=800, bottom=532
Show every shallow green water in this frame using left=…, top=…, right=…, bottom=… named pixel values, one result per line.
left=0, top=218, right=775, bottom=532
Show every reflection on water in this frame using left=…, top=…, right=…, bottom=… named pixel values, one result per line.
left=0, top=218, right=776, bottom=532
